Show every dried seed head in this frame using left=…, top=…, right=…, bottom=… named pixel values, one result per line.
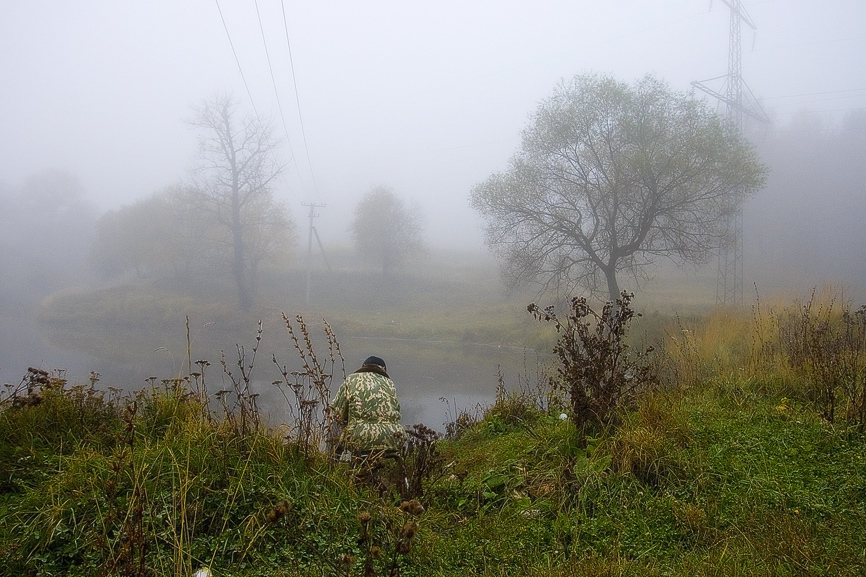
left=396, top=540, right=411, bottom=555
left=276, top=500, right=291, bottom=516
left=358, top=511, right=372, bottom=524
left=370, top=546, right=382, bottom=558
left=399, top=499, right=425, bottom=516
left=338, top=554, right=356, bottom=566
left=400, top=521, right=418, bottom=540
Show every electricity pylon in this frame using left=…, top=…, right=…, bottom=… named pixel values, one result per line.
left=692, top=0, right=768, bottom=306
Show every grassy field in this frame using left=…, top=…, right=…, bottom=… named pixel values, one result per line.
left=35, top=251, right=547, bottom=363
left=2, top=274, right=865, bottom=576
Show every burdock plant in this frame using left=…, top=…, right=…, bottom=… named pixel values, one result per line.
left=343, top=501, right=425, bottom=577
left=529, top=291, right=657, bottom=448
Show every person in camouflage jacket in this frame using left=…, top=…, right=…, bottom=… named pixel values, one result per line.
left=330, top=355, right=407, bottom=456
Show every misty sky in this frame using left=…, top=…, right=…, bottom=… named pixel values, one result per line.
left=2, top=0, right=864, bottom=249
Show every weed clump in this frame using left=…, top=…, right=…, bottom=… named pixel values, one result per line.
left=272, top=314, right=345, bottom=460
left=753, top=289, right=866, bottom=430
left=529, top=291, right=657, bottom=447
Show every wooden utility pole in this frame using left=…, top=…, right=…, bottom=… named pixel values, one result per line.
left=302, top=202, right=326, bottom=306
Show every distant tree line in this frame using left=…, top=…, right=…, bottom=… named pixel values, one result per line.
left=3, top=76, right=863, bottom=315
left=90, top=94, right=296, bottom=312
left=87, top=100, right=429, bottom=311
left=0, top=169, right=95, bottom=310
left=745, top=109, right=866, bottom=293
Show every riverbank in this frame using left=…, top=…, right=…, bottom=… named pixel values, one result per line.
left=2, top=294, right=864, bottom=576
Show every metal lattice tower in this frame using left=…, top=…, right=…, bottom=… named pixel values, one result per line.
left=692, top=0, right=767, bottom=306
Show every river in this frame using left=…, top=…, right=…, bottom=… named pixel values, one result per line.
left=1, top=312, right=550, bottom=431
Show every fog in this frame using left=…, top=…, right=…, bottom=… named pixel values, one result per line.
left=1, top=1, right=865, bottom=426
left=3, top=1, right=864, bottom=246
left=745, top=111, right=866, bottom=298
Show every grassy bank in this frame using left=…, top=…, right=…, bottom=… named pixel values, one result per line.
left=33, top=249, right=720, bottom=370
left=35, top=251, right=557, bottom=369
left=3, top=291, right=866, bottom=576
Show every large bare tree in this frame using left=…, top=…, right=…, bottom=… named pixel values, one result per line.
left=471, top=73, right=767, bottom=302
left=187, top=94, right=290, bottom=311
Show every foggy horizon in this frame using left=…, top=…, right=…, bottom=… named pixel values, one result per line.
left=2, top=1, right=865, bottom=252
left=1, top=1, right=864, bottom=367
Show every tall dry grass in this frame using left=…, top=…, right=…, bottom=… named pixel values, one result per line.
left=660, top=285, right=866, bottom=428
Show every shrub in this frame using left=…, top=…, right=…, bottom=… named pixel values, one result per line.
left=528, top=291, right=657, bottom=447
left=402, top=424, right=445, bottom=501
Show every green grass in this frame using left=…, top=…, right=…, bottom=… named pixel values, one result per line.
left=33, top=249, right=720, bottom=378
left=10, top=255, right=866, bottom=575
left=1, top=370, right=864, bottom=576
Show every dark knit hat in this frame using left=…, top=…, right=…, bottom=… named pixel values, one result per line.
left=362, top=355, right=386, bottom=370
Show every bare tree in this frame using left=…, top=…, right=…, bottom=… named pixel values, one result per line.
left=471, top=73, right=767, bottom=302
left=349, top=185, right=425, bottom=275
left=186, top=94, right=291, bottom=311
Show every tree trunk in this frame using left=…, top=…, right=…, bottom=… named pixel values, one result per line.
left=605, top=267, right=620, bottom=304
left=231, top=190, right=252, bottom=312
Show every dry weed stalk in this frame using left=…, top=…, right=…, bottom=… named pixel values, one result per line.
left=272, top=314, right=345, bottom=459
left=216, top=321, right=264, bottom=437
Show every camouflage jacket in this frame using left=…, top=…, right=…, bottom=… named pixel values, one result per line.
left=330, top=368, right=406, bottom=453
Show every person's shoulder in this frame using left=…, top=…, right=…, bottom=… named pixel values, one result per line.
left=351, top=371, right=394, bottom=390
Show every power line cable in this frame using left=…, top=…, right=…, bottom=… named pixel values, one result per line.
left=213, top=0, right=259, bottom=119
left=253, top=0, right=305, bottom=194
left=280, top=0, right=320, bottom=197
left=762, top=88, right=866, bottom=100
left=254, top=0, right=296, bottom=163
left=212, top=0, right=303, bottom=212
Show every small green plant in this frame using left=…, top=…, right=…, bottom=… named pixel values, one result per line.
left=441, top=397, right=481, bottom=441
left=345, top=500, right=424, bottom=577
left=486, top=369, right=542, bottom=429
left=528, top=291, right=657, bottom=447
